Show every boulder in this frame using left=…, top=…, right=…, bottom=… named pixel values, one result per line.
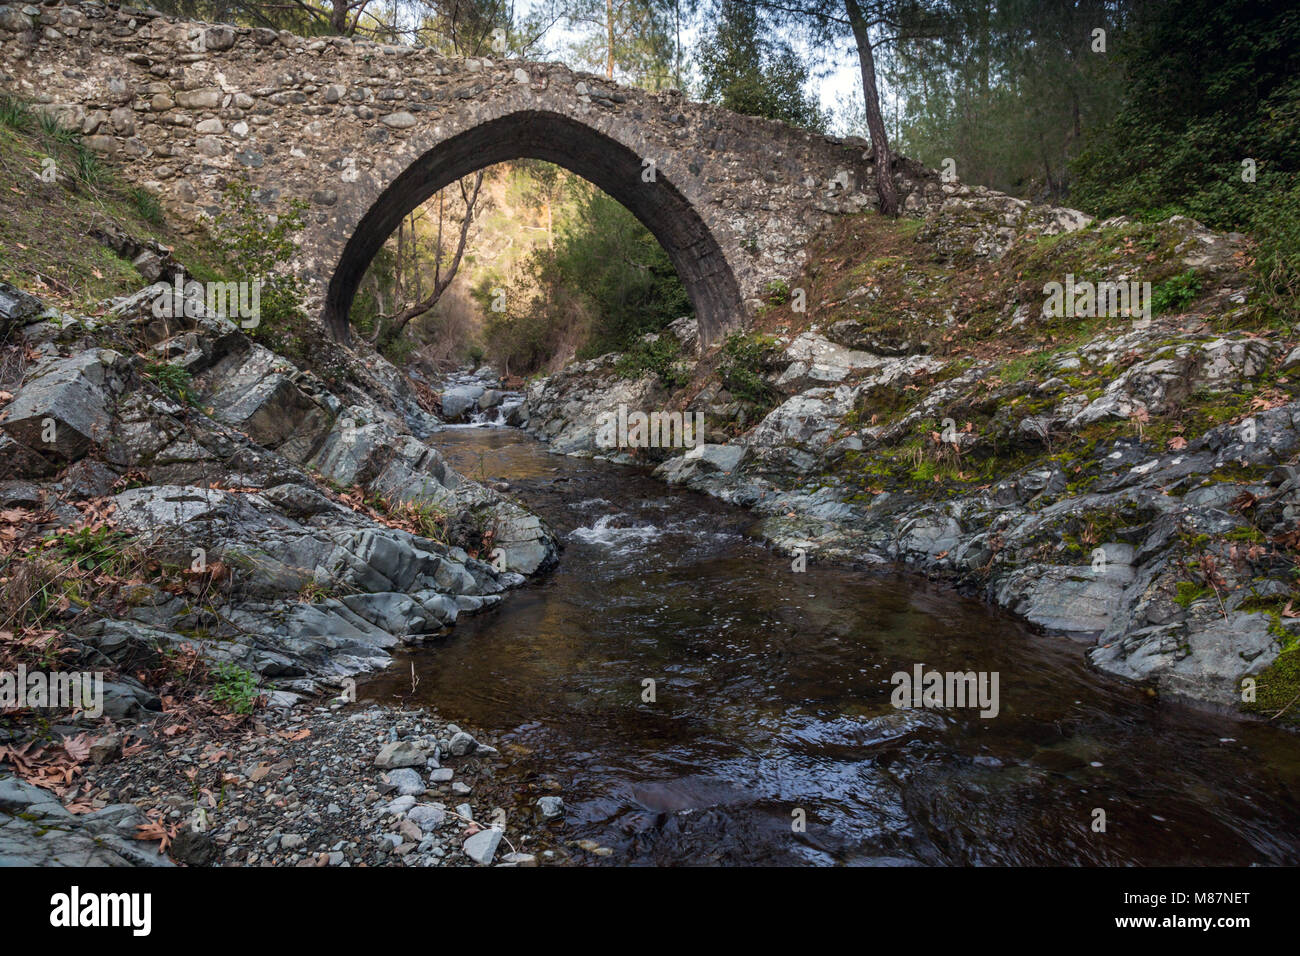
left=194, top=344, right=336, bottom=462
left=374, top=740, right=427, bottom=769
left=1, top=350, right=131, bottom=465
left=441, top=385, right=485, bottom=420
left=0, top=282, right=44, bottom=333
left=383, top=768, right=425, bottom=796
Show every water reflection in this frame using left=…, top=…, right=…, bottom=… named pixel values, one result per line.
left=360, top=428, right=1300, bottom=865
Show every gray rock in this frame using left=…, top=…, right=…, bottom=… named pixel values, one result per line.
left=380, top=794, right=417, bottom=816
left=446, top=731, right=477, bottom=757
left=682, top=443, right=745, bottom=474
left=441, top=385, right=486, bottom=420
left=384, top=767, right=425, bottom=796
left=88, top=734, right=122, bottom=766
left=374, top=740, right=426, bottom=769
left=1, top=350, right=131, bottom=465
left=0, top=281, right=44, bottom=331
left=535, top=796, right=565, bottom=820
left=0, top=7, right=33, bottom=32
left=462, top=827, right=503, bottom=865
left=406, top=804, right=446, bottom=829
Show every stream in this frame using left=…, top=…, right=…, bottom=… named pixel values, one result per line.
left=360, top=425, right=1300, bottom=866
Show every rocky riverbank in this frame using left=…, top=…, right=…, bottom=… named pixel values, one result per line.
left=1, top=272, right=558, bottom=693
left=0, top=701, right=568, bottom=867
left=519, top=195, right=1300, bottom=721
left=1, top=703, right=569, bottom=867
left=0, top=258, right=565, bottom=862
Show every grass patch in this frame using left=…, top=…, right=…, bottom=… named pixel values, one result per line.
left=143, top=361, right=196, bottom=405
left=0, top=103, right=225, bottom=314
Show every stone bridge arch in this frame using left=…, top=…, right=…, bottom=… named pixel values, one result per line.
left=0, top=2, right=938, bottom=347
left=325, top=108, right=741, bottom=346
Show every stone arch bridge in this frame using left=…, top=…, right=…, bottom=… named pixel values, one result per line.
left=0, top=1, right=944, bottom=346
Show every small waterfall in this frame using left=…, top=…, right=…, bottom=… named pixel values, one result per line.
left=436, top=366, right=525, bottom=428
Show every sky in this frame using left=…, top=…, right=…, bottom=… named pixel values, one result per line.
left=512, top=0, right=871, bottom=135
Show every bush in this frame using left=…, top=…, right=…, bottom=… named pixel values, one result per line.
left=615, top=334, right=690, bottom=389
left=1151, top=270, right=1203, bottom=315
left=144, top=361, right=195, bottom=404
left=718, top=331, right=779, bottom=411
left=43, top=526, right=135, bottom=576
left=1251, top=182, right=1300, bottom=313
left=212, top=180, right=310, bottom=360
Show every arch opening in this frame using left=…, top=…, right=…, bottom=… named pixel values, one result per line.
left=322, top=111, right=743, bottom=349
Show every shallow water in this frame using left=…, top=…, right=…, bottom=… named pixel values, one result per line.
left=360, top=427, right=1300, bottom=866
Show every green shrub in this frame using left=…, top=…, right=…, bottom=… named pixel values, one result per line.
left=1151, top=270, right=1203, bottom=315
left=615, top=334, right=690, bottom=389
left=718, top=331, right=779, bottom=411
left=144, top=361, right=195, bottom=405
left=1251, top=181, right=1300, bottom=315
left=212, top=181, right=310, bottom=361
left=210, top=662, right=260, bottom=715
left=765, top=279, right=791, bottom=305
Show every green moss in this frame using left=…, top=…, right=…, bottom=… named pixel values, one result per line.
left=1174, top=581, right=1213, bottom=608
left=1242, top=643, right=1300, bottom=726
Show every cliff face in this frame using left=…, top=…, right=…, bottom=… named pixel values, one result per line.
left=520, top=201, right=1300, bottom=720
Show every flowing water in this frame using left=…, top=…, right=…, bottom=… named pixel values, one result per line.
left=360, top=426, right=1300, bottom=866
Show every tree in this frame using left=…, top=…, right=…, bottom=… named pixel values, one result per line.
left=754, top=0, right=930, bottom=215
left=876, top=0, right=1128, bottom=202
left=148, top=0, right=387, bottom=37
left=1070, top=0, right=1300, bottom=310
left=562, top=0, right=677, bottom=88
left=368, top=170, right=486, bottom=351
left=698, top=0, right=826, bottom=129
left=843, top=0, right=898, bottom=214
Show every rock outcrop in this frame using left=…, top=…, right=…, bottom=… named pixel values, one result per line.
left=0, top=280, right=558, bottom=712
left=520, top=206, right=1299, bottom=716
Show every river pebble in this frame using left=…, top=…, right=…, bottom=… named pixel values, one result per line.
left=68, top=704, right=563, bottom=867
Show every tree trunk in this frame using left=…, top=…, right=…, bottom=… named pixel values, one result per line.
left=377, top=170, right=485, bottom=348
left=330, top=0, right=349, bottom=35
left=606, top=0, right=616, bottom=78
left=844, top=0, right=899, bottom=216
